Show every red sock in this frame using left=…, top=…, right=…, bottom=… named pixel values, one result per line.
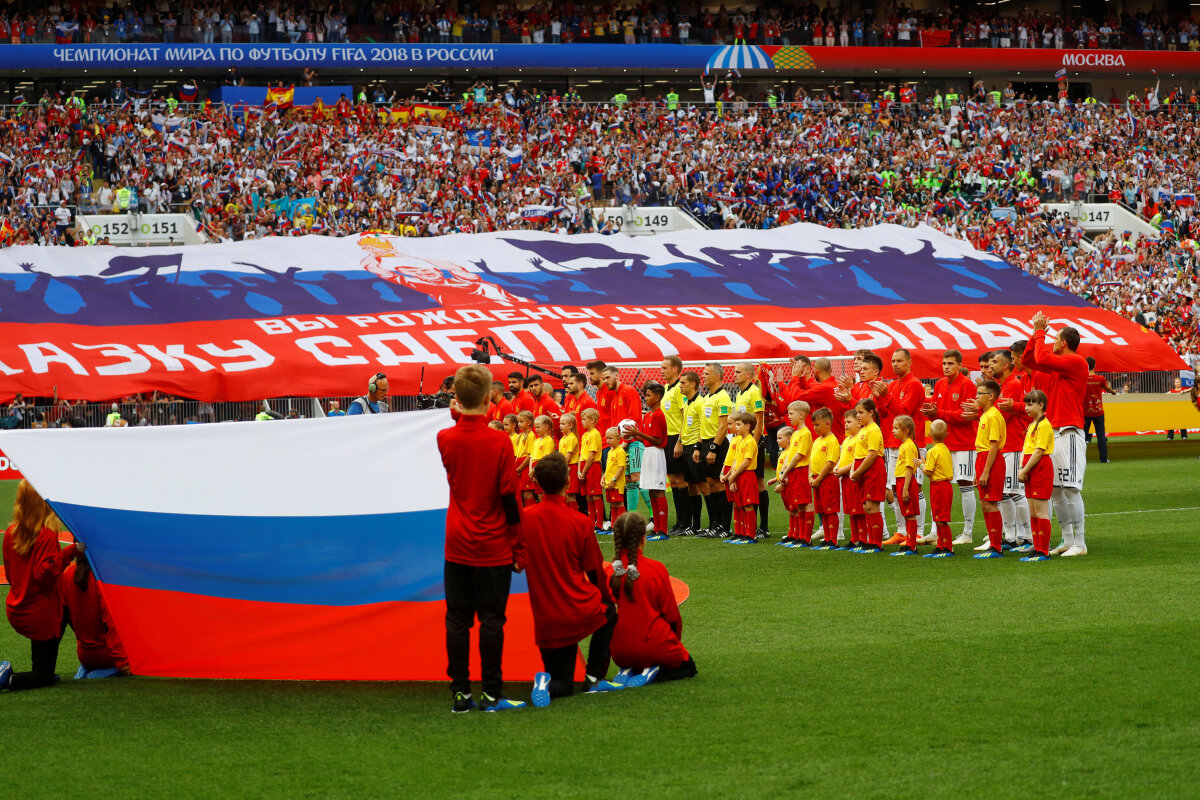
left=791, top=512, right=802, bottom=539
left=905, top=518, right=918, bottom=549
left=849, top=515, right=858, bottom=544
left=1035, top=517, right=1050, bottom=555
left=986, top=510, right=1003, bottom=551
left=868, top=513, right=883, bottom=547
left=651, top=495, right=668, bottom=533
left=610, top=503, right=625, bottom=528
left=852, top=515, right=864, bottom=544
left=822, top=513, right=839, bottom=546
left=803, top=511, right=814, bottom=543
left=743, top=506, right=754, bottom=538
left=936, top=521, right=952, bottom=550
left=591, top=496, right=605, bottom=528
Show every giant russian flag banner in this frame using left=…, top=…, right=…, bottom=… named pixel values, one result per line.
left=0, top=225, right=1183, bottom=403
left=0, top=412, right=548, bottom=680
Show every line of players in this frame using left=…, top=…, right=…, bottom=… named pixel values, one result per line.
left=484, top=310, right=1091, bottom=557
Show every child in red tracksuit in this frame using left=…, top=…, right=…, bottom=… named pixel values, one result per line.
left=59, top=555, right=129, bottom=679
left=1, top=480, right=78, bottom=692
left=606, top=511, right=697, bottom=687
left=523, top=453, right=623, bottom=706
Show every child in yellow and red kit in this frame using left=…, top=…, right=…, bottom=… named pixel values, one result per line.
left=602, top=427, right=628, bottom=531
left=578, top=409, right=605, bottom=531
left=890, top=415, right=922, bottom=556
left=834, top=410, right=863, bottom=549
left=529, top=414, right=557, bottom=500
left=720, top=412, right=759, bottom=545
left=776, top=400, right=814, bottom=546
left=558, top=413, right=580, bottom=506
left=808, top=408, right=842, bottom=549
left=922, top=419, right=956, bottom=558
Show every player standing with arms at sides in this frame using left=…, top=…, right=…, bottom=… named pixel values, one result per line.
left=971, top=381, right=1007, bottom=559
left=658, top=356, right=688, bottom=535
left=626, top=381, right=670, bottom=539
left=1016, top=390, right=1055, bottom=562
left=677, top=371, right=706, bottom=536
left=733, top=362, right=770, bottom=538
left=437, top=365, right=526, bottom=713
left=604, top=365, right=644, bottom=431
left=850, top=399, right=887, bottom=553
left=699, top=363, right=733, bottom=538
left=1083, top=357, right=1115, bottom=461
left=883, top=349, right=928, bottom=543
left=721, top=412, right=760, bottom=545
left=1028, top=312, right=1090, bottom=556
left=587, top=361, right=612, bottom=437
left=769, top=426, right=799, bottom=545
left=835, top=410, right=864, bottom=550
left=578, top=408, right=606, bottom=531
left=488, top=381, right=513, bottom=424
left=529, top=376, right=563, bottom=440
left=566, top=373, right=599, bottom=513
left=607, top=512, right=698, bottom=687
left=662, top=359, right=691, bottom=534
left=922, top=350, right=979, bottom=546
left=509, top=371, right=537, bottom=414
left=921, top=420, right=956, bottom=558
left=558, top=413, right=580, bottom=508
left=991, top=350, right=1033, bottom=551
left=889, top=415, right=921, bottom=556
left=524, top=453, right=624, bottom=706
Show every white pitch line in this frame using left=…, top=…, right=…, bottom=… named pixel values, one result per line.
left=1086, top=506, right=1200, bottom=518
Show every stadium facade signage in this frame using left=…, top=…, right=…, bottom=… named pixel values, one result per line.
left=0, top=43, right=1194, bottom=74
left=1061, top=52, right=1126, bottom=67
left=0, top=227, right=1183, bottom=402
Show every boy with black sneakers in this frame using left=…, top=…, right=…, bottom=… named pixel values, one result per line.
left=438, top=364, right=527, bottom=712
left=523, top=453, right=625, bottom=707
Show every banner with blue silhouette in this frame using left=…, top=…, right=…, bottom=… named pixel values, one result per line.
left=0, top=225, right=1182, bottom=402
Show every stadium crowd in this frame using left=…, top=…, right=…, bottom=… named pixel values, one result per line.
left=1, top=78, right=1196, bottom=361
left=9, top=2, right=1200, bottom=50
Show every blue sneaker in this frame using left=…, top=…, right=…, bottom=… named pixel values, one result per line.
left=812, top=544, right=836, bottom=551
left=890, top=548, right=918, bottom=557
left=74, top=665, right=88, bottom=680
left=1001, top=542, right=1014, bottom=552
left=583, top=679, right=624, bottom=693
left=481, top=693, right=526, bottom=712
left=974, top=550, right=1004, bottom=559
left=611, top=668, right=636, bottom=686
left=531, top=672, right=552, bottom=708
left=834, top=544, right=851, bottom=551
left=1011, top=543, right=1034, bottom=553
left=774, top=538, right=794, bottom=546
left=646, top=533, right=669, bottom=542
left=451, top=692, right=476, bottom=713
left=1020, top=554, right=1051, bottom=562
left=84, top=667, right=121, bottom=679
left=792, top=540, right=812, bottom=549
left=0, top=660, right=11, bottom=690
left=625, top=666, right=660, bottom=688
left=924, top=550, right=953, bottom=558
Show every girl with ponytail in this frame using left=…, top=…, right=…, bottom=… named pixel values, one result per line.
left=606, top=512, right=697, bottom=688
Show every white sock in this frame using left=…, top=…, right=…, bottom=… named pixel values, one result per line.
left=838, top=511, right=846, bottom=539
left=1066, top=487, right=1086, bottom=549
left=1013, top=494, right=1032, bottom=542
left=998, top=496, right=1016, bottom=542
left=889, top=499, right=905, bottom=536
left=959, top=484, right=976, bottom=537
left=1051, top=487, right=1073, bottom=546
left=917, top=492, right=927, bottom=537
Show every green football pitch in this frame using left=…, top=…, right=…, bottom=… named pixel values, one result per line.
left=2, top=438, right=1198, bottom=799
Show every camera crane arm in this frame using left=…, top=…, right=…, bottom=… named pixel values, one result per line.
left=470, top=337, right=561, bottom=380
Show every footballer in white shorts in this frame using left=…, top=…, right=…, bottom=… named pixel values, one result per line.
left=1002, top=451, right=1024, bottom=495
left=951, top=450, right=975, bottom=482
left=1051, top=426, right=1086, bottom=490
left=640, top=446, right=668, bottom=492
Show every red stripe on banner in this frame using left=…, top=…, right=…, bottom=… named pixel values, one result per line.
left=0, top=304, right=1181, bottom=402
left=0, top=446, right=21, bottom=480
left=102, top=584, right=579, bottom=682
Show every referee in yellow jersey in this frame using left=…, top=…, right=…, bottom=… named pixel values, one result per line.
left=698, top=363, right=733, bottom=537
left=659, top=355, right=689, bottom=534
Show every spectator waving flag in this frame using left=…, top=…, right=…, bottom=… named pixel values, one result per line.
left=55, top=21, right=79, bottom=44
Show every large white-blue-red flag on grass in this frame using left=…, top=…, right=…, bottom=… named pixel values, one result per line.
left=0, top=412, right=549, bottom=680
left=0, top=225, right=1184, bottom=403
